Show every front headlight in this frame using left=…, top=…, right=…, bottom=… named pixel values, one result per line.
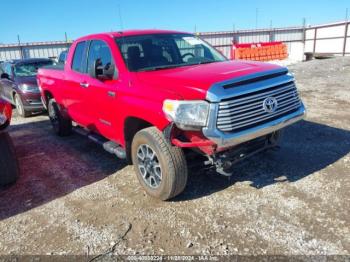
left=162, top=100, right=209, bottom=130
left=19, top=84, right=40, bottom=93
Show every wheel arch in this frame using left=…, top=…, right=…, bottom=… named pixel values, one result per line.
left=124, top=116, right=153, bottom=164
left=43, top=90, right=54, bottom=107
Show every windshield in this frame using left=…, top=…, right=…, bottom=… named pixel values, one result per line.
left=14, top=60, right=54, bottom=77
left=115, top=33, right=227, bottom=72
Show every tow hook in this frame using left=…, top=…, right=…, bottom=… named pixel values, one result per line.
left=205, top=131, right=283, bottom=177
left=205, top=155, right=234, bottom=177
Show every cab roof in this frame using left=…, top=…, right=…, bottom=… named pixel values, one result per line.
left=77, top=29, right=191, bottom=41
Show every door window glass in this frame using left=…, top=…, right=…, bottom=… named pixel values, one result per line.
left=71, top=41, right=86, bottom=72
left=86, top=40, right=113, bottom=75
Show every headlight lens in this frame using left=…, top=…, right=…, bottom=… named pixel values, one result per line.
left=162, top=100, right=209, bottom=130
left=19, top=84, right=40, bottom=93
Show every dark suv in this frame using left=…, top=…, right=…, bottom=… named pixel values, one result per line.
left=0, top=58, right=54, bottom=117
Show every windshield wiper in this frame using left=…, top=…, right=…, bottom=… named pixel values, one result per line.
left=198, top=60, right=217, bottom=64
left=136, top=60, right=219, bottom=72
left=137, top=64, right=184, bottom=72
left=187, top=60, right=217, bottom=66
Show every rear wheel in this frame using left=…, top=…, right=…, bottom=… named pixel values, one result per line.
left=48, top=98, right=72, bottom=136
left=131, top=127, right=188, bottom=200
left=0, top=132, right=20, bottom=186
left=14, top=94, right=31, bottom=118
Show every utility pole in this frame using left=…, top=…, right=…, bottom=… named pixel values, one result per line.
left=302, top=18, right=306, bottom=43
left=232, top=23, right=236, bottom=44
left=17, top=35, right=23, bottom=59
left=269, top=20, right=274, bottom=42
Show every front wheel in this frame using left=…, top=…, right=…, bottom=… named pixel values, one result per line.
left=131, top=127, right=188, bottom=200
left=14, top=94, right=31, bottom=118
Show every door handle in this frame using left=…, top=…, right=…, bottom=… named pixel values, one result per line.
left=107, top=91, right=116, bottom=97
left=80, top=82, right=89, bottom=88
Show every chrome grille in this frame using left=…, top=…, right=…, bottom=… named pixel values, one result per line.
left=217, top=81, right=301, bottom=132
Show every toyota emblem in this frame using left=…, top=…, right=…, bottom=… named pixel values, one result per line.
left=263, top=97, right=278, bottom=113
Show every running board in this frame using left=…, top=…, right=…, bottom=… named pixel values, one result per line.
left=72, top=126, right=126, bottom=159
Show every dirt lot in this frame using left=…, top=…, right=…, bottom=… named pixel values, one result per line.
left=0, top=57, right=349, bottom=256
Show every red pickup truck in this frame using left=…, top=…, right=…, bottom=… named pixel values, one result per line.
left=37, top=30, right=305, bottom=200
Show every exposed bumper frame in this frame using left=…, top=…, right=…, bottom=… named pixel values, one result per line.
left=202, top=102, right=306, bottom=149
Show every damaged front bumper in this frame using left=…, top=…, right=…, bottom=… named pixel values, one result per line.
left=203, top=102, right=306, bottom=149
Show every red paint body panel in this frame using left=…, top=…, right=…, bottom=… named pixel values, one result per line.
left=37, top=30, right=282, bottom=151
left=0, top=98, right=12, bottom=127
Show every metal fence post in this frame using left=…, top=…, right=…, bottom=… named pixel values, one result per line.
left=302, top=18, right=306, bottom=44
left=313, top=28, right=318, bottom=56
left=343, top=22, right=349, bottom=56
left=269, top=29, right=274, bottom=42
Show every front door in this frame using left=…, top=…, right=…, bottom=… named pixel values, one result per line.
left=84, top=39, right=118, bottom=140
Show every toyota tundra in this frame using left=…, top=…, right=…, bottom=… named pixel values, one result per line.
left=37, top=30, right=306, bottom=200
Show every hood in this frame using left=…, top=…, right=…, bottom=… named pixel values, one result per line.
left=135, top=60, right=284, bottom=100
left=14, top=75, right=38, bottom=86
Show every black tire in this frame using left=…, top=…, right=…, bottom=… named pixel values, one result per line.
left=131, top=127, right=188, bottom=200
left=0, top=132, right=20, bottom=186
left=47, top=98, right=72, bottom=136
left=14, top=94, right=31, bottom=118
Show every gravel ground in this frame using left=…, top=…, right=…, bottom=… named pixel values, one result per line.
left=0, top=57, right=349, bottom=256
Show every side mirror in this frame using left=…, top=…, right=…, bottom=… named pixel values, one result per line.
left=1, top=73, right=9, bottom=79
left=90, top=59, right=116, bottom=80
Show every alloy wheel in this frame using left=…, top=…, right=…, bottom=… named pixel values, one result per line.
left=136, top=144, right=162, bottom=189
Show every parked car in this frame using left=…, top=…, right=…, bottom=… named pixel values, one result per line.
left=57, top=50, right=68, bottom=64
left=37, top=30, right=306, bottom=200
left=0, top=98, right=20, bottom=186
left=0, top=58, right=54, bottom=117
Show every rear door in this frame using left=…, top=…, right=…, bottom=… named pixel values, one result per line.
left=84, top=39, right=118, bottom=140
left=63, top=41, right=92, bottom=127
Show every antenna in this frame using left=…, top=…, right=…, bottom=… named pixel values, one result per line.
left=116, top=4, right=132, bottom=85
left=118, top=4, right=124, bottom=31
